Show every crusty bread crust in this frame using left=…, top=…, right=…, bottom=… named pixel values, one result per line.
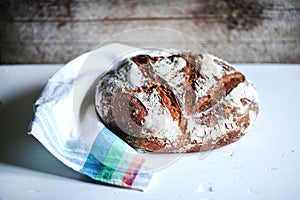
left=95, top=50, right=259, bottom=152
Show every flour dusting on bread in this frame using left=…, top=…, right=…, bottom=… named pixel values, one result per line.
left=95, top=49, right=259, bottom=152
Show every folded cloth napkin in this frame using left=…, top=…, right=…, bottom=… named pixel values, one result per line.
left=28, top=43, right=152, bottom=191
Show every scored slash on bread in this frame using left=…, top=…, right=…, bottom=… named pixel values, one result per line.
left=95, top=50, right=259, bottom=153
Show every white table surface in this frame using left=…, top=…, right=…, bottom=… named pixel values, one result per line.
left=0, top=64, right=300, bottom=200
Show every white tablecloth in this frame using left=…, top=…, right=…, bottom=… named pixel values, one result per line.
left=0, top=64, right=299, bottom=199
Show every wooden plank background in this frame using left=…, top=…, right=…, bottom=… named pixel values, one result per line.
left=0, top=0, right=299, bottom=64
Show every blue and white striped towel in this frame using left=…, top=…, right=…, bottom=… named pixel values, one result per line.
left=28, top=43, right=152, bottom=191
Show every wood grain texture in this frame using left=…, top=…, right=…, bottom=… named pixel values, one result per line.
left=0, top=0, right=299, bottom=64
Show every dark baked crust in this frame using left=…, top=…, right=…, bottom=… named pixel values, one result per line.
left=95, top=51, right=259, bottom=152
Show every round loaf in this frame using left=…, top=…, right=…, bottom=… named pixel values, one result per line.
left=95, top=50, right=259, bottom=152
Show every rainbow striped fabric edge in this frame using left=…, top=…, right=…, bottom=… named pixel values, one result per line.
left=80, top=127, right=152, bottom=191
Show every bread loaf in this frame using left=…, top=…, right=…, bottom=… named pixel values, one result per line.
left=95, top=50, right=259, bottom=152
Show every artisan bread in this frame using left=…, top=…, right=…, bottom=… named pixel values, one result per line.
left=95, top=50, right=259, bottom=152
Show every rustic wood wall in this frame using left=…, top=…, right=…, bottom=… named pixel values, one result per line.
left=0, top=0, right=299, bottom=64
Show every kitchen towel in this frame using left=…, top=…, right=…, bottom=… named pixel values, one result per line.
left=28, top=43, right=152, bottom=191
